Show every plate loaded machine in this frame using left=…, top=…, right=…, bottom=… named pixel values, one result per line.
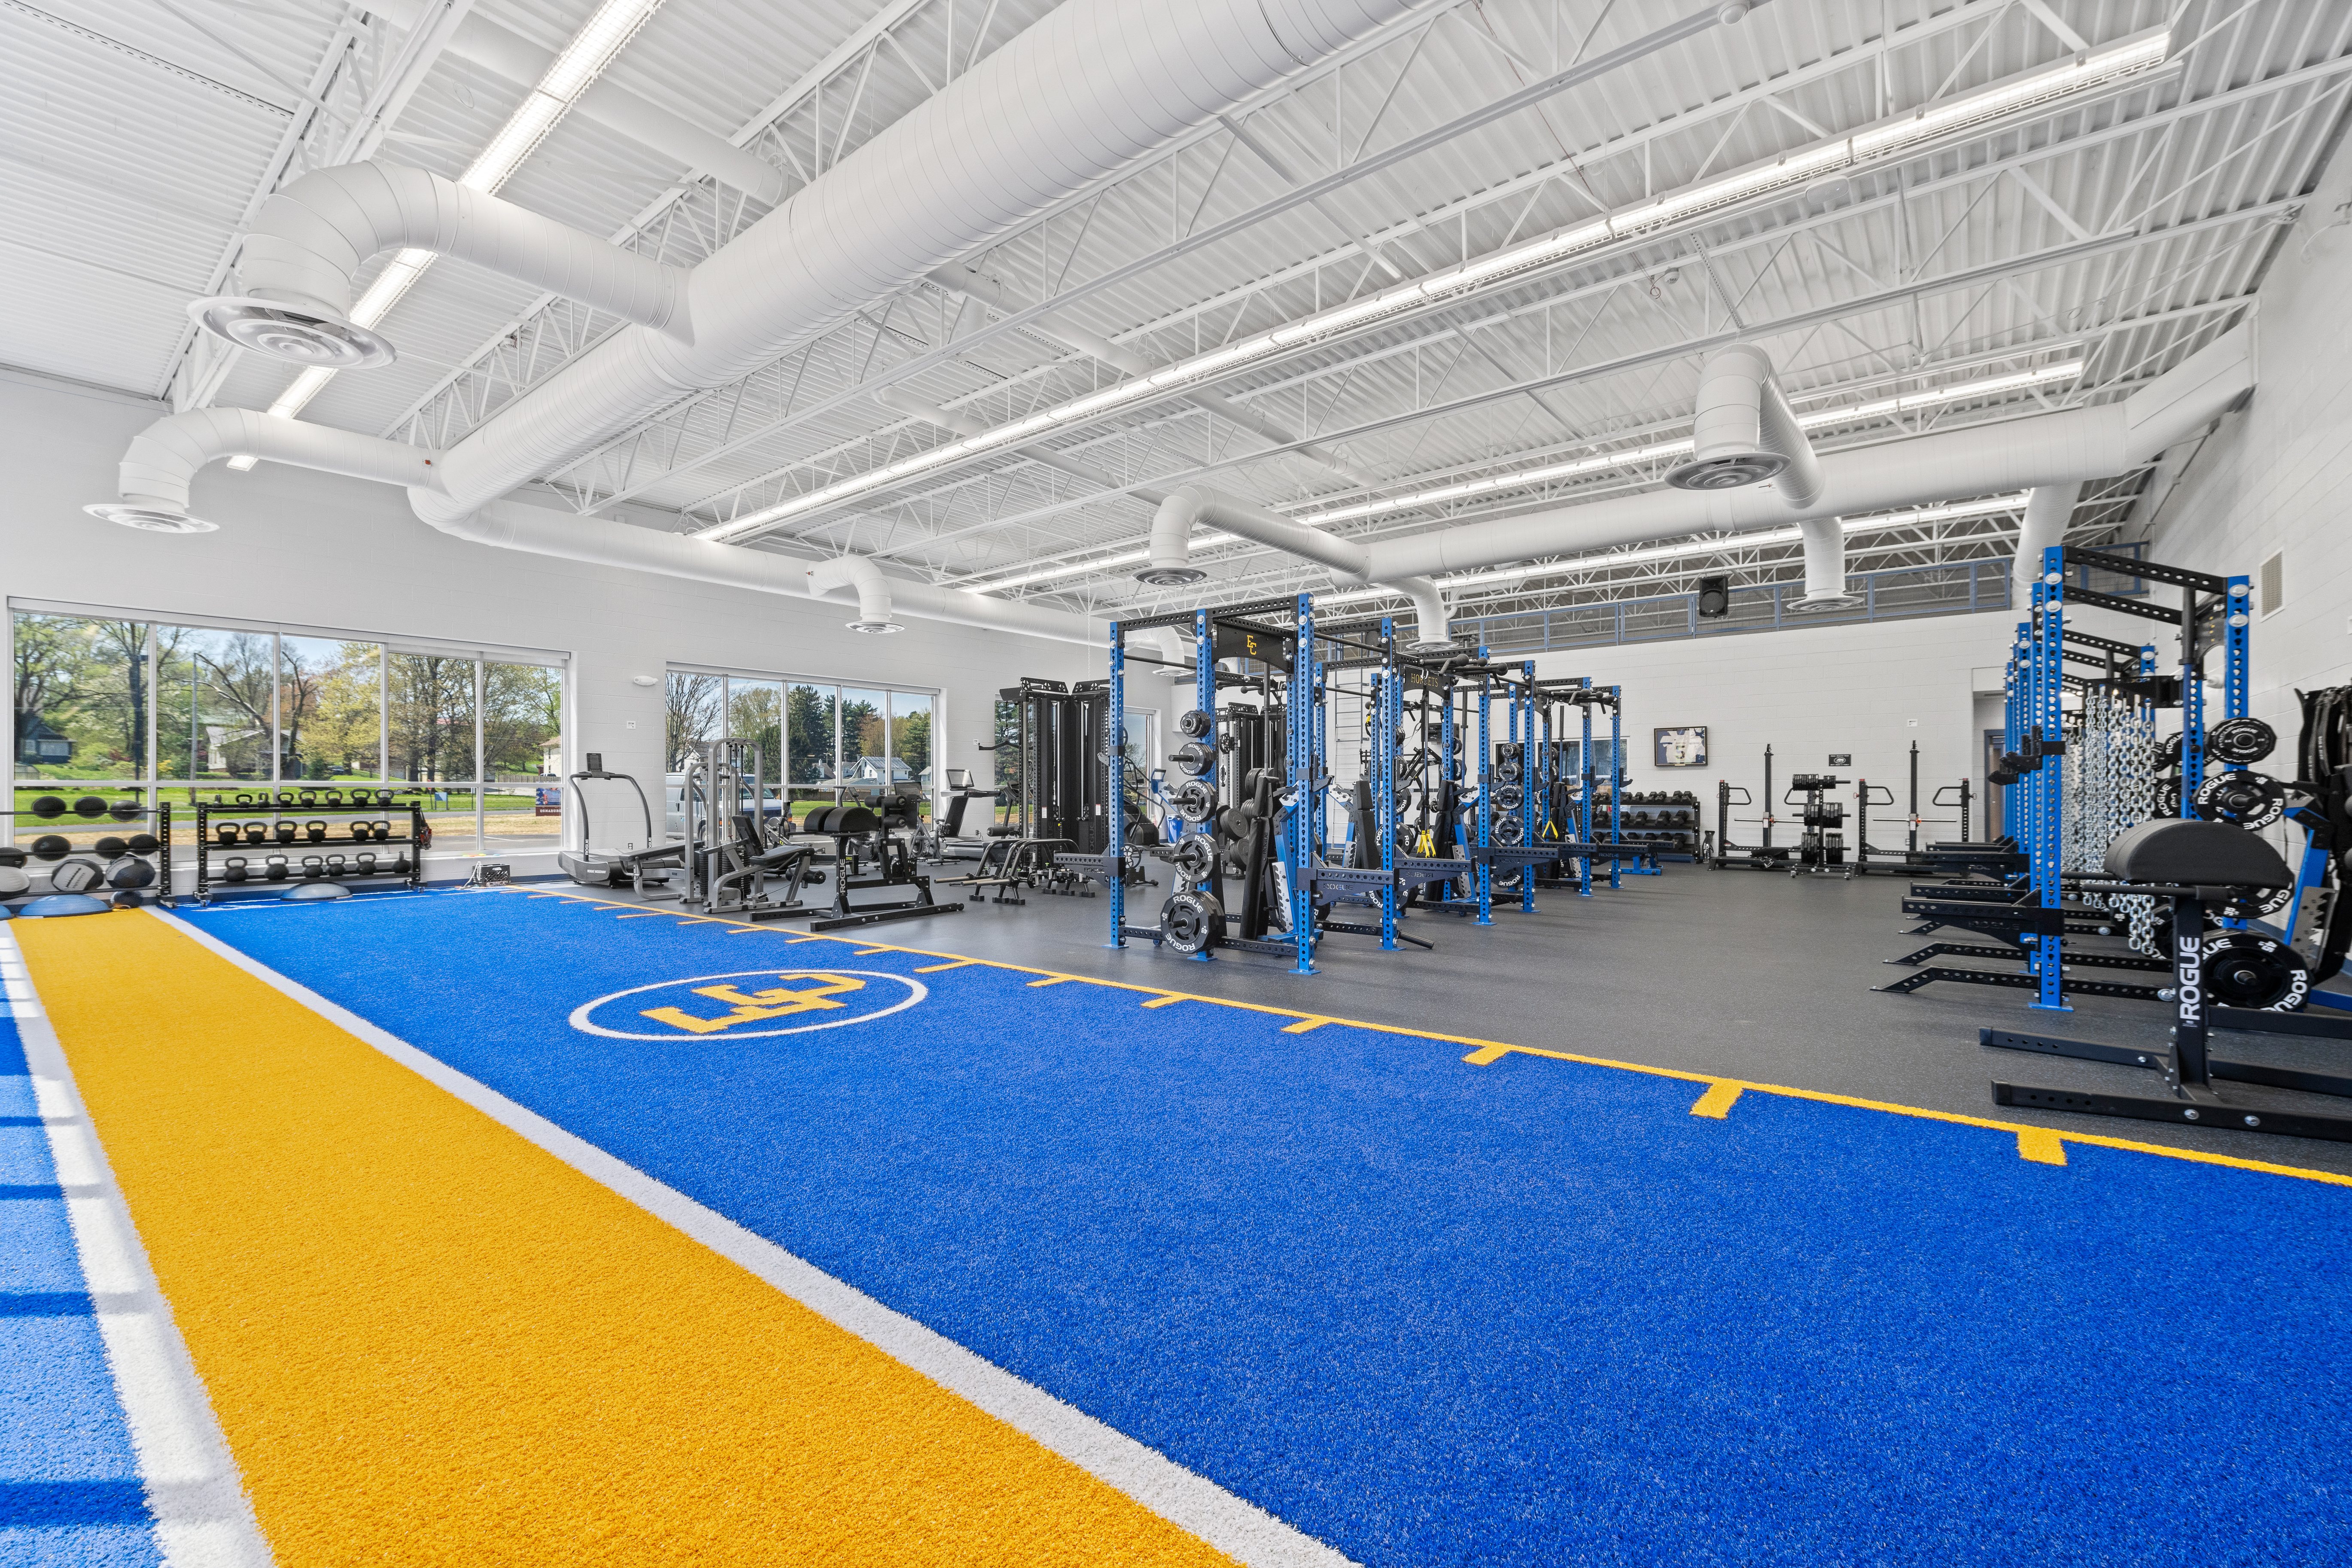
left=676, top=738, right=821, bottom=919
left=1987, top=818, right=2352, bottom=1145
left=1882, top=543, right=2305, bottom=1011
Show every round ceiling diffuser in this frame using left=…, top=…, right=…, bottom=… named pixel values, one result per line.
left=847, top=619, right=905, bottom=634
left=186, top=296, right=396, bottom=370
left=1134, top=564, right=1207, bottom=587
left=1664, top=450, right=1789, bottom=490
left=83, top=503, right=218, bottom=534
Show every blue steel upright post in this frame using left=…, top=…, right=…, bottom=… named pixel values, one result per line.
left=1577, top=677, right=1595, bottom=898
left=1476, top=654, right=1494, bottom=925
left=1107, top=621, right=1126, bottom=947
left=1376, top=620, right=1401, bottom=951
left=2031, top=547, right=2068, bottom=1011
left=1190, top=608, right=1215, bottom=961
left=1606, top=686, right=1623, bottom=888
left=1288, top=593, right=1316, bottom=974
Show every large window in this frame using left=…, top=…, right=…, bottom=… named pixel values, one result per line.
left=10, top=605, right=565, bottom=856
left=668, top=667, right=936, bottom=824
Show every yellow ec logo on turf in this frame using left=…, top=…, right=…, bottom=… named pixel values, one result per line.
left=569, top=969, right=926, bottom=1041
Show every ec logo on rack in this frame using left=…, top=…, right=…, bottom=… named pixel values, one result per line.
left=568, top=969, right=926, bottom=1041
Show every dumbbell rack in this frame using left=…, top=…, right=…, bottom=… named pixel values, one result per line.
left=2, top=802, right=174, bottom=908
left=193, top=798, right=426, bottom=903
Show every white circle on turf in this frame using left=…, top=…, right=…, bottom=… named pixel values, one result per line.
left=569, top=968, right=926, bottom=1041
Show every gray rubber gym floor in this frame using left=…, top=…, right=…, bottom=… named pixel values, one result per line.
left=586, top=861, right=2352, bottom=1179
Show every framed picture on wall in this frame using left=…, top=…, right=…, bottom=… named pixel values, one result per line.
left=1655, top=726, right=1709, bottom=768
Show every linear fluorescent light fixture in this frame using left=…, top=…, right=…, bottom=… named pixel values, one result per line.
left=1293, top=362, right=2081, bottom=527
left=956, top=362, right=2078, bottom=595
left=699, top=30, right=2167, bottom=543
left=229, top=0, right=667, bottom=458
left=1309, top=493, right=2035, bottom=608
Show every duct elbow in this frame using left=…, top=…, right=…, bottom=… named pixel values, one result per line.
left=2011, top=484, right=2080, bottom=601
left=192, top=161, right=691, bottom=371
left=1667, top=343, right=1822, bottom=505
left=1385, top=577, right=1456, bottom=649
left=1139, top=488, right=1211, bottom=586
left=1791, top=516, right=1858, bottom=611
left=87, top=409, right=445, bottom=536
left=808, top=554, right=902, bottom=633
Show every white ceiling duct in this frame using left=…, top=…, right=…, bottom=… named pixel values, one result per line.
left=1668, top=343, right=1823, bottom=504
left=175, top=0, right=1420, bottom=530
left=1792, top=516, right=1856, bottom=612
left=1144, top=486, right=1454, bottom=647
left=87, top=408, right=1097, bottom=645
left=194, top=161, right=691, bottom=368
left=2011, top=482, right=2083, bottom=602
left=806, top=554, right=902, bottom=634
left=1351, top=323, right=2255, bottom=585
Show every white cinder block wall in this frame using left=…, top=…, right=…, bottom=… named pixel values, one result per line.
left=1526, top=612, right=2018, bottom=837
left=0, top=370, right=1096, bottom=855
left=2135, top=140, right=2352, bottom=757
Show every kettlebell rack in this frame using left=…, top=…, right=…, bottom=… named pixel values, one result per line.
left=194, top=793, right=426, bottom=901
left=2, top=797, right=173, bottom=909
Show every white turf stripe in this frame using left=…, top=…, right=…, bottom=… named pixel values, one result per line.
left=0, top=926, right=277, bottom=1568
left=152, top=907, right=1355, bottom=1568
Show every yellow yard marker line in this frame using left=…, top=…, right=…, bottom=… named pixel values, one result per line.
left=917, top=960, right=978, bottom=974
left=1028, top=976, right=1069, bottom=988
left=15, top=913, right=1236, bottom=1568
left=1141, top=996, right=1188, bottom=1009
left=1280, top=1017, right=1330, bottom=1035
left=492, top=889, right=2352, bottom=1187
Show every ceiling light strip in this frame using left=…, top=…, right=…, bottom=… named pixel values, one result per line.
left=699, top=30, right=2169, bottom=542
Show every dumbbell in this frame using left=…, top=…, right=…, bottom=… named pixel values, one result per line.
left=216, top=822, right=242, bottom=846
left=304, top=820, right=328, bottom=843
left=30, top=795, right=66, bottom=819
left=222, top=856, right=250, bottom=884
left=263, top=855, right=289, bottom=881
left=73, top=796, right=108, bottom=818
left=274, top=822, right=298, bottom=844
left=301, top=855, right=326, bottom=879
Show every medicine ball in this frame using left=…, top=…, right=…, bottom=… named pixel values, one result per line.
left=108, top=799, right=140, bottom=822
left=0, top=867, right=29, bottom=897
left=94, top=836, right=128, bottom=859
left=30, top=795, right=65, bottom=819
left=30, top=835, right=70, bottom=862
left=0, top=846, right=24, bottom=868
left=110, top=891, right=143, bottom=910
left=108, top=859, right=155, bottom=889
left=126, top=834, right=158, bottom=855
left=73, top=796, right=108, bottom=818
left=50, top=859, right=104, bottom=893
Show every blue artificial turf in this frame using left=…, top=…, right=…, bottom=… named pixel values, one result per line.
left=192, top=892, right=2352, bottom=1568
left=0, top=1014, right=161, bottom=1565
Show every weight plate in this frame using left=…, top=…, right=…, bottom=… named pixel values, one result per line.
left=2213, top=882, right=2294, bottom=920
left=1169, top=779, right=1217, bottom=824
left=2201, top=932, right=2309, bottom=1011
left=2206, top=716, right=2276, bottom=766
left=1166, top=836, right=1215, bottom=882
left=1161, top=890, right=1223, bottom=955
left=1172, top=740, right=1216, bottom=777
left=1495, top=783, right=1524, bottom=810
left=1495, top=755, right=1522, bottom=783
left=1177, top=709, right=1213, bottom=740
left=2191, top=770, right=2285, bottom=830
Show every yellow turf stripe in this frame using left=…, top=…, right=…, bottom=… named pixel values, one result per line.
left=497, top=889, right=2352, bottom=1188
left=14, top=913, right=1232, bottom=1568
left=1688, top=1081, right=1745, bottom=1119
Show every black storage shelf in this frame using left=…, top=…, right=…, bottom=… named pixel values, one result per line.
left=1, top=801, right=173, bottom=908
left=194, top=800, right=426, bottom=902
